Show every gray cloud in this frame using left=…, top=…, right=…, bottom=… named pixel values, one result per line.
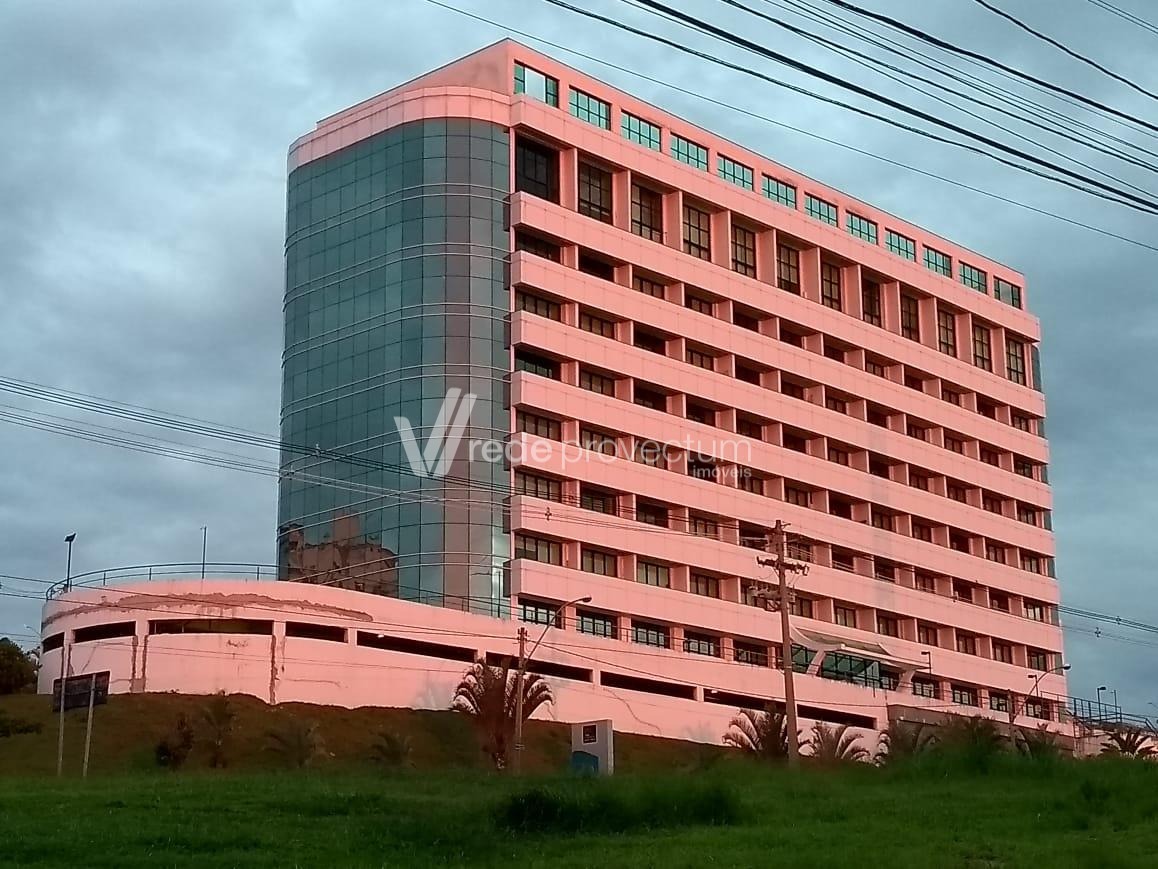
left=1, top=0, right=1154, bottom=713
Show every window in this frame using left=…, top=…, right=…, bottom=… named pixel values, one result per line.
left=685, top=291, right=714, bottom=315
left=993, top=642, right=1013, bottom=664
left=784, top=486, right=810, bottom=507
left=1024, top=698, right=1050, bottom=720
left=637, top=561, right=671, bottom=588
left=689, top=516, right=719, bottom=539
left=1015, top=458, right=1036, bottom=479
left=948, top=485, right=968, bottom=503
left=871, top=511, right=894, bottom=532
left=514, top=63, right=559, bottom=106
left=738, top=472, right=764, bottom=494
left=517, top=469, right=564, bottom=502
left=582, top=548, right=618, bottom=577
left=718, top=155, right=754, bottom=189
left=917, top=624, right=938, bottom=646
left=945, top=436, right=964, bottom=454
left=682, top=203, right=711, bottom=260
left=516, top=291, right=561, bottom=320
left=983, top=495, right=1003, bottom=514
left=960, top=262, right=987, bottom=292
left=569, top=87, right=610, bottom=128
left=684, top=632, right=720, bottom=657
left=734, top=642, right=769, bottom=666
left=862, top=281, right=882, bottom=326
left=901, top=294, right=921, bottom=341
left=989, top=692, right=1010, bottom=713
left=1027, top=649, right=1049, bottom=672
left=578, top=611, right=617, bottom=638
left=787, top=540, right=813, bottom=563
left=981, top=448, right=1001, bottom=467
left=912, top=523, right=933, bottom=542
left=691, top=573, right=720, bottom=598
left=924, top=246, right=951, bottom=276
left=826, top=395, right=847, bottom=414
left=579, top=427, right=616, bottom=456
left=777, top=244, right=800, bottom=294
left=937, top=308, right=957, bottom=355
left=990, top=594, right=1009, bottom=612
left=514, top=533, right=563, bottom=565
left=636, top=502, right=667, bottom=527
left=877, top=615, right=899, bottom=637
left=847, top=213, right=878, bottom=244
left=633, top=385, right=666, bottom=411
left=686, top=347, right=714, bottom=371
left=519, top=601, right=560, bottom=629
left=827, top=445, right=849, bottom=466
left=956, top=633, right=977, bottom=655
left=790, top=596, right=814, bottom=618
left=621, top=112, right=661, bottom=149
left=973, top=324, right=992, bottom=371
left=952, top=685, right=979, bottom=706
left=580, top=486, right=617, bottom=516
left=577, top=161, right=613, bottom=223
left=515, top=351, right=558, bottom=379
left=514, top=137, right=559, bottom=203
left=995, top=277, right=1023, bottom=309
left=943, top=389, right=961, bottom=406
left=515, top=231, right=561, bottom=262
left=985, top=543, right=1006, bottom=564
left=908, top=424, right=926, bottom=441
left=633, top=274, right=665, bottom=298
left=633, top=622, right=669, bottom=648
left=886, top=230, right=916, bottom=260
left=866, top=359, right=886, bottom=377
left=671, top=134, right=708, bottom=169
left=821, top=262, right=842, bottom=310
left=1012, top=414, right=1034, bottom=433
left=763, top=175, right=796, bottom=208
left=834, top=606, right=856, bottom=628
left=1025, top=602, right=1048, bottom=622
left=912, top=678, right=938, bottom=699
left=732, top=224, right=757, bottom=277
left=1007, top=338, right=1027, bottom=385
left=915, top=573, right=937, bottom=594
left=516, top=411, right=560, bottom=440
left=630, top=183, right=663, bottom=242
left=805, top=194, right=837, bottom=224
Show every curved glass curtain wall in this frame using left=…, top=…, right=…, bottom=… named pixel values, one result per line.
left=279, top=118, right=511, bottom=617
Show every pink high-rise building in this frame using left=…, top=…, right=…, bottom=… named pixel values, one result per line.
left=40, top=41, right=1066, bottom=745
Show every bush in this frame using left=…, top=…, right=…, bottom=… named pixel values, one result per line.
left=370, top=730, right=413, bottom=770
left=265, top=717, right=327, bottom=769
left=0, top=711, right=42, bottom=739
left=154, top=714, right=195, bottom=770
left=495, top=778, right=742, bottom=835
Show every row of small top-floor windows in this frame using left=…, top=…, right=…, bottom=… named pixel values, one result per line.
left=512, top=326, right=1050, bottom=486
left=512, top=77, right=1023, bottom=310
left=514, top=265, right=1042, bottom=434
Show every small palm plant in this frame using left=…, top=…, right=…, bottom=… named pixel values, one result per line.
left=265, top=717, right=327, bottom=769
left=371, top=729, right=414, bottom=770
left=200, top=692, right=236, bottom=769
left=722, top=707, right=799, bottom=761
left=874, top=720, right=937, bottom=765
left=806, top=723, right=869, bottom=766
left=452, top=658, right=553, bottom=770
left=1101, top=728, right=1156, bottom=759
left=1016, top=724, right=1062, bottom=761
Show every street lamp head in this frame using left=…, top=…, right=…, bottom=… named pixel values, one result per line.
left=579, top=596, right=592, bottom=604
left=1062, top=664, right=1072, bottom=671
left=1098, top=685, right=1107, bottom=691
left=64, top=533, right=76, bottom=544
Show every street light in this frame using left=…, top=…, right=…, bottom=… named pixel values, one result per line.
left=63, top=533, right=76, bottom=592
left=1028, top=662, right=1071, bottom=698
left=1008, top=663, right=1070, bottom=741
left=1097, top=686, right=1107, bottom=723
left=512, top=594, right=592, bottom=774
left=58, top=532, right=76, bottom=777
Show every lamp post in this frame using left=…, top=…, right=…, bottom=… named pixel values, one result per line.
left=64, top=532, right=76, bottom=592
left=1009, top=663, right=1070, bottom=742
left=1097, top=686, right=1107, bottom=724
left=200, top=526, right=208, bottom=580
left=57, top=532, right=76, bottom=777
left=512, top=594, right=592, bottom=774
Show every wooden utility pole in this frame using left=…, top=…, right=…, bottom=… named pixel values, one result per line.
left=756, top=520, right=808, bottom=767
left=512, top=626, right=528, bottom=774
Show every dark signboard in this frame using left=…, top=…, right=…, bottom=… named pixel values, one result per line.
left=51, top=671, right=110, bottom=713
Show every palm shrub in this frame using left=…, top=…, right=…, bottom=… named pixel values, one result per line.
left=265, top=717, right=327, bottom=769
left=938, top=715, right=1008, bottom=772
left=1101, top=728, right=1155, bottom=759
left=371, top=729, right=414, bottom=770
left=452, top=657, right=553, bottom=770
left=201, top=692, right=236, bottom=769
left=874, top=720, right=936, bottom=766
left=154, top=713, right=195, bottom=769
left=722, top=707, right=800, bottom=761
left=806, top=723, right=870, bottom=766
left=1016, top=724, right=1063, bottom=761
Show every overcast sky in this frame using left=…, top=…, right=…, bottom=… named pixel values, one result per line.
left=1, top=0, right=1154, bottom=713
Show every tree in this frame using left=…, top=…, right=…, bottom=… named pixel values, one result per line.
left=451, top=657, right=552, bottom=771
left=1016, top=724, right=1062, bottom=760
left=806, top=723, right=870, bottom=765
left=722, top=707, right=800, bottom=761
left=874, top=720, right=937, bottom=765
left=370, top=730, right=413, bottom=770
left=1101, top=728, right=1155, bottom=759
left=265, top=717, right=327, bottom=769
left=0, top=638, right=36, bottom=695
left=939, top=715, right=1008, bottom=772
left=200, top=692, right=236, bottom=769
left=155, top=714, right=195, bottom=769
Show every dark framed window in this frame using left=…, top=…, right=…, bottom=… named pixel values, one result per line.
left=516, top=291, right=561, bottom=321
left=993, top=642, right=1013, bottom=664
left=520, top=600, right=560, bottom=627
left=514, top=136, right=559, bottom=202
left=682, top=203, right=711, bottom=260
left=1007, top=338, right=1027, bottom=385
left=731, top=224, right=757, bottom=277
left=514, top=63, right=559, bottom=106
left=516, top=411, right=560, bottom=440
left=937, top=307, right=957, bottom=355
left=671, top=134, right=708, bottom=169
left=995, top=277, right=1023, bottom=309
left=901, top=293, right=921, bottom=341
left=862, top=281, right=882, bottom=326
left=579, top=310, right=616, bottom=338
left=514, top=533, right=563, bottom=565
left=621, top=112, right=661, bottom=149
left=886, top=230, right=916, bottom=260
left=924, top=246, right=952, bottom=276
left=690, top=573, right=719, bottom=597
left=834, top=606, right=856, bottom=628
left=582, top=548, right=618, bottom=576
left=637, top=561, right=670, bottom=587
left=717, top=155, right=754, bottom=189
left=685, top=290, right=714, bottom=315
left=569, top=88, right=610, bottom=128
left=956, top=634, right=978, bottom=656
left=515, top=471, right=562, bottom=501
left=579, top=427, right=616, bottom=456
left=990, top=692, right=1010, bottom=712
left=578, top=610, right=617, bottom=638
left=514, top=350, right=558, bottom=379
left=952, top=685, right=979, bottom=707
left=805, top=194, right=837, bottom=224
left=632, top=621, right=669, bottom=648
left=912, top=678, right=939, bottom=699
left=689, top=516, right=718, bottom=539
left=960, top=262, right=987, bottom=292
left=777, top=244, right=800, bottom=294
left=630, top=183, right=663, bottom=241
left=847, top=213, right=878, bottom=244
left=686, top=347, right=714, bottom=370
left=633, top=274, right=665, bottom=298
left=821, top=262, right=842, bottom=310
left=917, top=624, right=938, bottom=645
left=579, top=368, right=616, bottom=396
left=763, top=175, right=796, bottom=208
left=581, top=486, right=617, bottom=514
left=684, top=632, right=720, bottom=657
left=734, top=641, right=768, bottom=666
left=973, top=324, right=992, bottom=371
left=877, top=615, right=899, bottom=637
left=577, top=161, right=613, bottom=223
left=514, top=231, right=561, bottom=262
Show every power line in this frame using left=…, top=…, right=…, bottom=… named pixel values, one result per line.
left=1085, top=0, right=1158, bottom=37
left=970, top=0, right=1158, bottom=102
left=612, top=0, right=1158, bottom=214
left=818, top=0, right=1158, bottom=140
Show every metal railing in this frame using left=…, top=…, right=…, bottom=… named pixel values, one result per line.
left=44, top=562, right=278, bottom=600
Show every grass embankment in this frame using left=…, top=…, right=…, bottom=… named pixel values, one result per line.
left=2, top=694, right=1157, bottom=868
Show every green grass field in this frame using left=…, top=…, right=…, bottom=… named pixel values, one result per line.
left=2, top=694, right=1157, bottom=867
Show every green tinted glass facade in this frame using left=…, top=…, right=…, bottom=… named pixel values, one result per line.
left=280, top=118, right=511, bottom=617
